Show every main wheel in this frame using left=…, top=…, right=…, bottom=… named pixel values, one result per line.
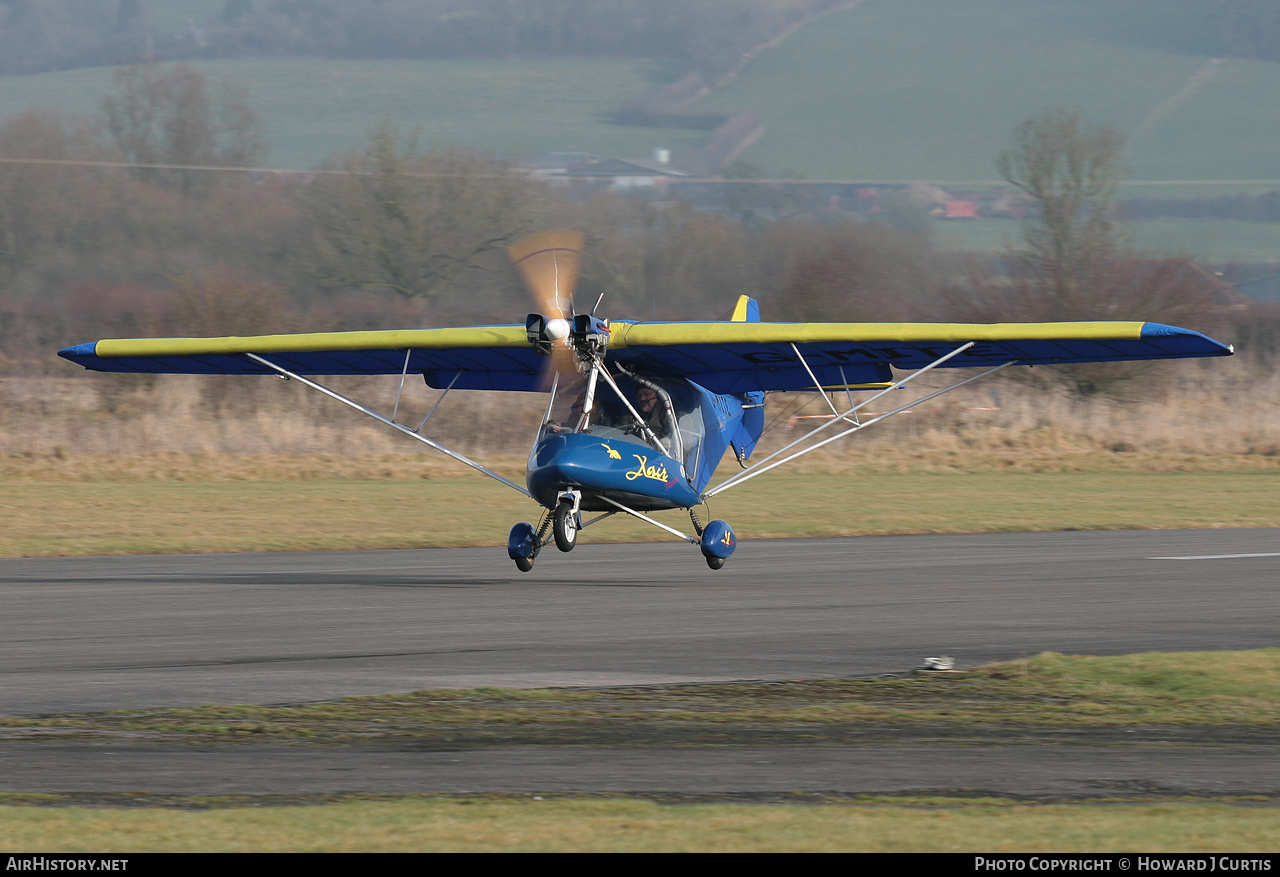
left=705, top=554, right=726, bottom=570
left=514, top=555, right=534, bottom=572
left=553, top=501, right=578, bottom=552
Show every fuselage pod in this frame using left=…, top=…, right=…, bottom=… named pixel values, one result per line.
left=527, top=432, right=699, bottom=512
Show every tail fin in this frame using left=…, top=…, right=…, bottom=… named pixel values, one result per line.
left=729, top=295, right=760, bottom=322
left=728, top=296, right=764, bottom=460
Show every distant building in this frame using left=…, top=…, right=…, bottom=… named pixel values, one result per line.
left=525, top=152, right=600, bottom=179
left=943, top=199, right=979, bottom=219
left=554, top=156, right=697, bottom=190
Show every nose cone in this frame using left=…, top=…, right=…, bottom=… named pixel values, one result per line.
left=527, top=432, right=600, bottom=500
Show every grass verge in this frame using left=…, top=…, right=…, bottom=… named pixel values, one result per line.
left=2, top=464, right=1277, bottom=557
left=2, top=798, right=1278, bottom=852
left=6, top=650, right=1278, bottom=743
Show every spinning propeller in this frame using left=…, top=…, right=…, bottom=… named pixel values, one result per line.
left=510, top=229, right=582, bottom=339
left=510, top=230, right=609, bottom=382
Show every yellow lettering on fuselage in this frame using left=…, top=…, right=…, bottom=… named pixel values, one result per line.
left=625, top=454, right=669, bottom=483
left=600, top=442, right=622, bottom=460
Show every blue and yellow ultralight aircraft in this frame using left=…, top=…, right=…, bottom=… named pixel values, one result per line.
left=59, top=231, right=1234, bottom=571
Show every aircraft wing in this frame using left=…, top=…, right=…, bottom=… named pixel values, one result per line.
left=609, top=320, right=1232, bottom=394
left=59, top=320, right=1232, bottom=395
left=58, top=327, right=543, bottom=391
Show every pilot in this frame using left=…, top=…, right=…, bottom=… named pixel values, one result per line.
left=635, top=386, right=674, bottom=451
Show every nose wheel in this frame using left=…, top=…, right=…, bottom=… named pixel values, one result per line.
left=553, top=499, right=579, bottom=552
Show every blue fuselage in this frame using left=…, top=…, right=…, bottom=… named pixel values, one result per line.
left=526, top=377, right=764, bottom=513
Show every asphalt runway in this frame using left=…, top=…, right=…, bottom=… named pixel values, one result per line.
left=3, top=529, right=1278, bottom=716
left=3, top=743, right=1278, bottom=801
left=2, top=529, right=1277, bottom=800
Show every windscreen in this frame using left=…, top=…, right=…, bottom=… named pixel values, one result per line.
left=537, top=370, right=706, bottom=476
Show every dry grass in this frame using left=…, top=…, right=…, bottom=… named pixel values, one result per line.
left=17, top=360, right=1280, bottom=472
left=7, top=372, right=547, bottom=460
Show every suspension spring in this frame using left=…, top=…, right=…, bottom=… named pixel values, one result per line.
left=536, top=512, right=554, bottom=544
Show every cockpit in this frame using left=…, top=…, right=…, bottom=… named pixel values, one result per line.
left=537, top=370, right=711, bottom=483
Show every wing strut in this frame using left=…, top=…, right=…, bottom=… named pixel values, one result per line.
left=703, top=344, right=1015, bottom=500
left=791, top=343, right=856, bottom=426
left=417, top=370, right=461, bottom=432
left=597, top=496, right=700, bottom=544
left=245, top=353, right=531, bottom=497
left=391, top=348, right=413, bottom=423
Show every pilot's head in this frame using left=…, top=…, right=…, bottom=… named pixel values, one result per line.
left=637, top=387, right=658, bottom=412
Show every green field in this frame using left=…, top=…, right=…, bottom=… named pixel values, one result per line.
left=697, top=0, right=1280, bottom=183
left=146, top=1, right=227, bottom=36
left=0, top=56, right=701, bottom=169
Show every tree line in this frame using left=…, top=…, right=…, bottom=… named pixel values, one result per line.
left=0, top=0, right=848, bottom=81
left=0, top=63, right=1264, bottom=397
left=6, top=1, right=1276, bottom=80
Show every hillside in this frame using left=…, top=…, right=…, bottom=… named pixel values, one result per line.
left=0, top=57, right=703, bottom=169
left=693, top=0, right=1280, bottom=184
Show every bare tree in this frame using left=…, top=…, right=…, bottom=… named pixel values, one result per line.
left=997, top=106, right=1126, bottom=311
left=769, top=222, right=939, bottom=323
left=301, top=122, right=546, bottom=300
left=940, top=107, right=1227, bottom=396
left=0, top=111, right=121, bottom=284
left=101, top=58, right=266, bottom=193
